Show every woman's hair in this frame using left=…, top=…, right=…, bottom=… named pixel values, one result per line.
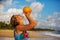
left=10, top=15, right=18, bottom=28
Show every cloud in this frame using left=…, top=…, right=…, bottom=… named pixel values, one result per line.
left=6, top=8, right=23, bottom=20
left=7, top=8, right=23, bottom=15
left=0, top=0, right=12, bottom=16
left=36, top=12, right=60, bottom=29
left=54, top=12, right=60, bottom=27
left=1, top=0, right=12, bottom=5
left=26, top=0, right=36, bottom=2
left=0, top=4, right=4, bottom=14
left=0, top=8, right=23, bottom=23
left=29, top=2, right=43, bottom=19
left=0, top=5, right=3, bottom=10
left=30, top=2, right=44, bottom=13
left=0, top=14, right=10, bottom=20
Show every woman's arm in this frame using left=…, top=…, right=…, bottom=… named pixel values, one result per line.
left=16, top=13, right=37, bottom=31
left=24, top=14, right=37, bottom=29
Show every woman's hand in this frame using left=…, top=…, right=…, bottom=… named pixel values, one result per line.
left=23, top=6, right=32, bottom=16
left=24, top=12, right=31, bottom=17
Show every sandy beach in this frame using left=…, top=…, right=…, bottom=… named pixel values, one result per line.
left=0, top=30, right=48, bottom=38
left=0, top=30, right=60, bottom=40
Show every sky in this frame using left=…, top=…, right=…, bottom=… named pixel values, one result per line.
left=0, top=0, right=60, bottom=30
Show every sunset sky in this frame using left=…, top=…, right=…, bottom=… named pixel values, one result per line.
left=0, top=0, right=60, bottom=30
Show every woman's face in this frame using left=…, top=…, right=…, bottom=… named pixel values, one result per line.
left=15, top=15, right=24, bottom=24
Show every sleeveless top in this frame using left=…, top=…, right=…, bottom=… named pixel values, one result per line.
left=14, top=30, right=23, bottom=40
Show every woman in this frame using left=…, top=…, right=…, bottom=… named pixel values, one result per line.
left=10, top=6, right=37, bottom=40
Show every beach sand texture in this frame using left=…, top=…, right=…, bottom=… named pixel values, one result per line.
left=0, top=30, right=48, bottom=38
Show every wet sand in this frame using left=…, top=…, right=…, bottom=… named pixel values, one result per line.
left=0, top=36, right=60, bottom=40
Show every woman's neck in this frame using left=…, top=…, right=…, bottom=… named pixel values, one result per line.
left=18, top=22, right=24, bottom=25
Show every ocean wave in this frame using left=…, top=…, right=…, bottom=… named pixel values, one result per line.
left=44, top=32, right=60, bottom=37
